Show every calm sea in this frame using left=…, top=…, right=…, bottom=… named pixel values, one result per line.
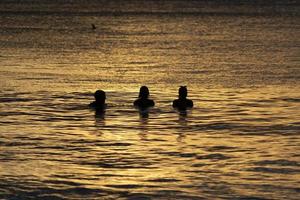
left=0, top=0, right=300, bottom=199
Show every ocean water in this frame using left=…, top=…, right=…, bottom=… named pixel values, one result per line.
left=1, top=0, right=300, bottom=199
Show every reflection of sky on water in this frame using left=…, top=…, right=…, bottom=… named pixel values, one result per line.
left=0, top=2, right=299, bottom=198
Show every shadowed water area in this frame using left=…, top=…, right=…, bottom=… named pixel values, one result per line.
left=0, top=0, right=300, bottom=199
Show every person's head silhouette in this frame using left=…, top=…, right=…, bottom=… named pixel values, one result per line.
left=139, top=86, right=150, bottom=99
left=173, top=86, right=193, bottom=109
left=179, top=86, right=187, bottom=99
left=94, top=90, right=106, bottom=104
left=134, top=86, right=155, bottom=108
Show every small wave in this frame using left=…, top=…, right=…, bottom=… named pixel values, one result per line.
left=43, top=180, right=82, bottom=187
left=147, top=178, right=180, bottom=183
left=206, top=145, right=237, bottom=152
left=192, top=122, right=242, bottom=131
left=196, top=153, right=232, bottom=160
left=246, top=167, right=300, bottom=174
left=191, top=163, right=207, bottom=167
left=280, top=97, right=300, bottom=103
left=235, top=196, right=269, bottom=200
left=105, top=184, right=142, bottom=189
left=78, top=158, right=155, bottom=169
left=253, top=159, right=300, bottom=167
left=0, top=97, right=33, bottom=103
left=94, top=142, right=132, bottom=147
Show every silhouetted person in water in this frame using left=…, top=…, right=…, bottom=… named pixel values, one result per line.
left=134, top=86, right=155, bottom=109
left=91, top=23, right=96, bottom=30
left=173, top=86, right=193, bottom=110
left=89, top=90, right=106, bottom=110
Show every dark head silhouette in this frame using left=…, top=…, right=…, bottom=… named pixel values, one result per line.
left=134, top=86, right=155, bottom=109
left=89, top=90, right=106, bottom=109
left=179, top=86, right=188, bottom=99
left=91, top=23, right=96, bottom=30
left=94, top=90, right=106, bottom=104
left=139, top=86, right=150, bottom=99
left=173, top=86, right=193, bottom=110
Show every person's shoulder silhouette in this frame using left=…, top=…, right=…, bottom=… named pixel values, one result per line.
left=173, top=86, right=193, bottom=110
left=89, top=90, right=107, bottom=109
left=173, top=98, right=193, bottom=108
left=134, top=86, right=155, bottom=108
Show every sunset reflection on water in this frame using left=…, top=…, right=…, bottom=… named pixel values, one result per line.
left=1, top=1, right=300, bottom=198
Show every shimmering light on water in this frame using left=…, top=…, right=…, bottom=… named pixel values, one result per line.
left=1, top=87, right=299, bottom=199
left=1, top=0, right=300, bottom=199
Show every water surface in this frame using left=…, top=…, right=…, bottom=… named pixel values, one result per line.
left=0, top=0, right=300, bottom=199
